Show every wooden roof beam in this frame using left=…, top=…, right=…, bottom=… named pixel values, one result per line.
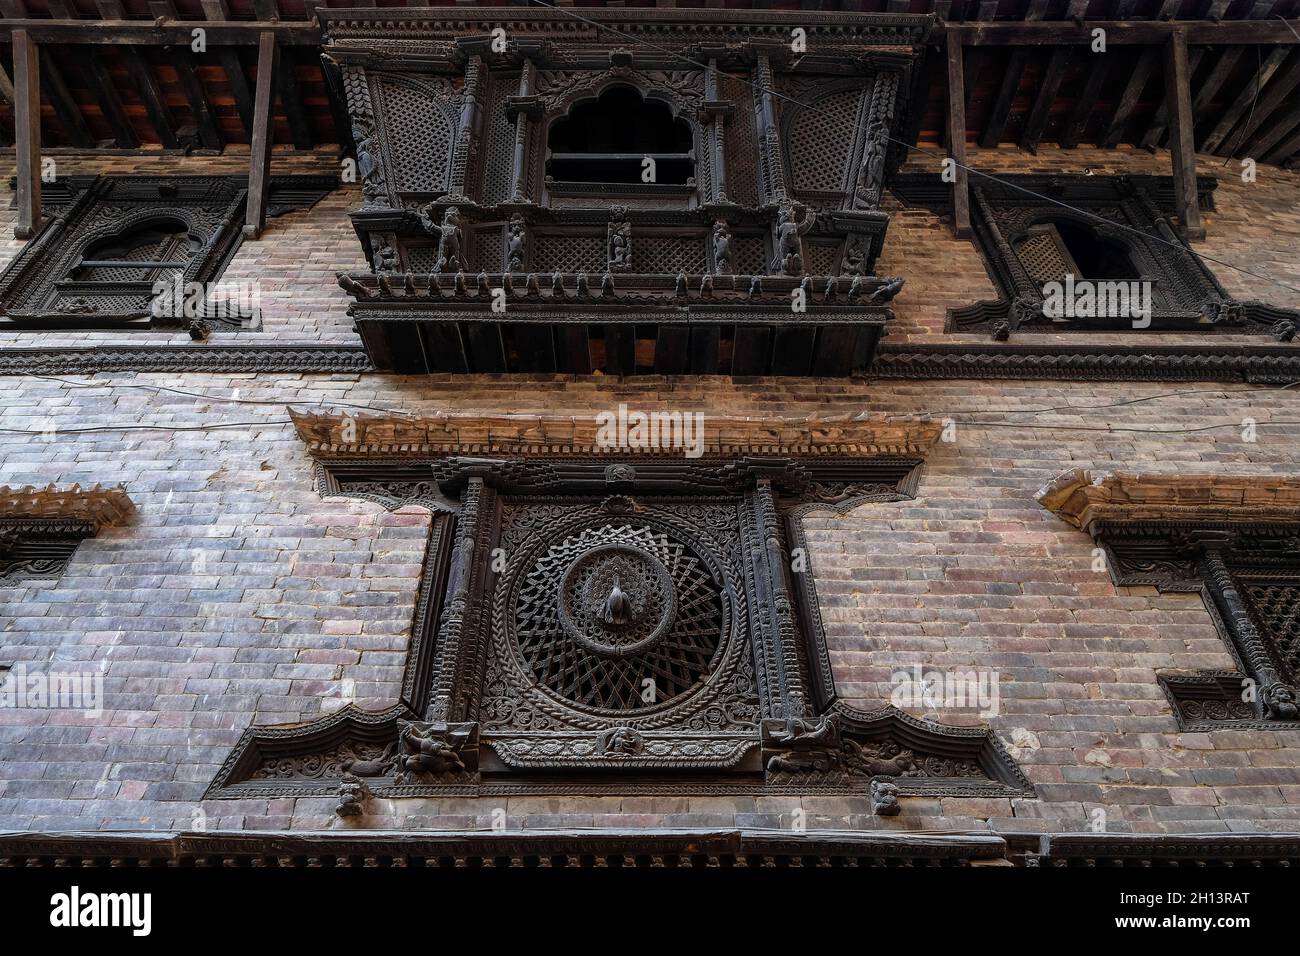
left=244, top=30, right=277, bottom=239
left=940, top=19, right=1300, bottom=43
left=1019, top=0, right=1090, bottom=152
left=1164, top=27, right=1205, bottom=240
left=946, top=34, right=970, bottom=239
left=977, top=0, right=1049, bottom=148
left=0, top=18, right=320, bottom=45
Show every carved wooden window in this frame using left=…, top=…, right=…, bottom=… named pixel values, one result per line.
left=1088, top=524, right=1300, bottom=729
left=206, top=414, right=1032, bottom=805
left=547, top=86, right=695, bottom=185
left=0, top=175, right=332, bottom=331
left=0, top=485, right=134, bottom=586
left=889, top=173, right=1300, bottom=341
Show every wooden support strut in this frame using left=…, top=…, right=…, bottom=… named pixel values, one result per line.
left=1163, top=27, right=1205, bottom=241
left=244, top=30, right=277, bottom=239
left=12, top=27, right=39, bottom=240
left=945, top=33, right=970, bottom=239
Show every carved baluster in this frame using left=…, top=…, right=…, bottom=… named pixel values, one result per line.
left=427, top=477, right=496, bottom=721
left=754, top=55, right=789, bottom=206
left=447, top=55, right=483, bottom=202
left=509, top=59, right=537, bottom=202
left=702, top=59, right=730, bottom=204
left=1199, top=547, right=1298, bottom=720
left=750, top=478, right=807, bottom=718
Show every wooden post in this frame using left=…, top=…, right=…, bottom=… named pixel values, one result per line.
left=946, top=35, right=971, bottom=239
left=244, top=30, right=278, bottom=239
left=1164, top=28, right=1206, bottom=241
left=12, top=28, right=40, bottom=240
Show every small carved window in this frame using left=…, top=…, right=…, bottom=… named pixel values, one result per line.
left=547, top=86, right=694, bottom=185
left=68, top=222, right=200, bottom=285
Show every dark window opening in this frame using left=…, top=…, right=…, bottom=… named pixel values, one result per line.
left=1053, top=221, right=1141, bottom=283
left=547, top=86, right=694, bottom=185
left=70, top=224, right=200, bottom=284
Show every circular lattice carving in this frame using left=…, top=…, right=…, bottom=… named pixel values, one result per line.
left=512, top=523, right=724, bottom=712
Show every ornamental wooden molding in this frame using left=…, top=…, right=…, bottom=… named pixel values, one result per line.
left=288, top=409, right=944, bottom=460
left=0, top=483, right=134, bottom=528
left=1037, top=469, right=1300, bottom=533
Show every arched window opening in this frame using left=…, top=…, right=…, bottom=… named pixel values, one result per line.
left=547, top=86, right=694, bottom=185
left=1053, top=221, right=1141, bottom=282
left=1014, top=219, right=1141, bottom=287
left=71, top=224, right=200, bottom=284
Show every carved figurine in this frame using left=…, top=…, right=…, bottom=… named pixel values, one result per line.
left=426, top=206, right=466, bottom=274
left=864, top=276, right=905, bottom=304
left=602, top=577, right=633, bottom=626
left=842, top=739, right=918, bottom=777
left=1263, top=682, right=1300, bottom=721
left=771, top=203, right=814, bottom=276
left=608, top=207, right=632, bottom=271
left=870, top=779, right=902, bottom=816
left=764, top=713, right=842, bottom=774
left=854, top=119, right=889, bottom=208
left=711, top=220, right=733, bottom=275
left=394, top=720, right=470, bottom=782
left=602, top=726, right=643, bottom=756
left=335, top=772, right=371, bottom=818
left=340, top=741, right=396, bottom=778
left=372, top=237, right=399, bottom=275
left=506, top=214, right=526, bottom=273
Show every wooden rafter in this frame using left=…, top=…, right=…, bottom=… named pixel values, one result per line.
left=1019, top=0, right=1090, bottom=152
left=946, top=34, right=970, bottom=239
left=978, top=0, right=1048, bottom=148
left=1163, top=27, right=1205, bottom=241
left=12, top=26, right=39, bottom=239
left=1060, top=0, right=1138, bottom=149
left=244, top=30, right=277, bottom=239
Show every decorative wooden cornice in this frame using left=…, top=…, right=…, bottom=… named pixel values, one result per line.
left=1037, top=469, right=1300, bottom=534
left=0, top=483, right=134, bottom=529
left=288, top=409, right=943, bottom=460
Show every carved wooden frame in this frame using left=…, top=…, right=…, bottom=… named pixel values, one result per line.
left=206, top=413, right=1031, bottom=801
left=0, top=483, right=134, bottom=583
left=1039, top=469, right=1300, bottom=730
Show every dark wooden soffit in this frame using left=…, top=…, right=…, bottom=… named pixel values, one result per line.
left=0, top=1, right=1297, bottom=167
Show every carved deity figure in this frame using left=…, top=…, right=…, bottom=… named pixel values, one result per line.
left=335, top=773, right=371, bottom=817
left=425, top=206, right=466, bottom=274
left=608, top=207, right=632, bottom=272
left=602, top=726, right=643, bottom=756
left=854, top=119, right=889, bottom=209
left=711, top=220, right=733, bottom=275
left=771, top=203, right=814, bottom=276
left=351, top=121, right=381, bottom=203
left=395, top=720, right=470, bottom=782
left=1263, top=682, right=1300, bottom=721
left=870, top=779, right=902, bottom=816
left=506, top=214, right=526, bottom=273
left=764, top=713, right=842, bottom=774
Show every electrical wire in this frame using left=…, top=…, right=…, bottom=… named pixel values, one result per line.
left=524, top=0, right=1300, bottom=298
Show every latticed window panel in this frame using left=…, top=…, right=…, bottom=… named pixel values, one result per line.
left=1013, top=226, right=1078, bottom=288
left=406, top=246, right=438, bottom=274
left=1239, top=576, right=1300, bottom=686
left=378, top=79, right=455, bottom=194
left=720, top=76, right=759, bottom=207
left=510, top=523, right=724, bottom=712
left=787, top=88, right=861, bottom=196
left=730, top=236, right=768, bottom=276
left=479, top=77, right=516, bottom=204
left=636, top=236, right=708, bottom=275
left=804, top=241, right=843, bottom=277
left=532, top=234, right=606, bottom=274
left=474, top=228, right=504, bottom=273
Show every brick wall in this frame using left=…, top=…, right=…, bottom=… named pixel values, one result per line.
left=0, top=148, right=1298, bottom=835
